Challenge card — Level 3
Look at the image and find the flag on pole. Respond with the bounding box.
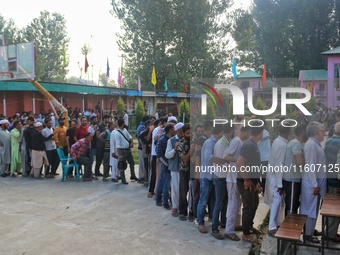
[85,56,89,73]
[1,35,6,59]
[118,69,122,87]
[309,79,315,95]
[151,65,157,86]
[138,75,141,92]
[106,58,110,77]
[262,64,267,88]
[184,82,188,93]
[231,58,237,79]
[164,79,168,92]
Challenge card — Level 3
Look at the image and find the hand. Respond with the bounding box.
[277,188,283,195]
[244,179,254,191]
[313,187,320,196]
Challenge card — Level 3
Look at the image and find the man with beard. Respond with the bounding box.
[54,117,68,156]
[177,124,192,221]
[300,121,327,244]
[74,116,88,142]
[0,120,11,177]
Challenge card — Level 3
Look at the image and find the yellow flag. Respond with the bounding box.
[151,65,157,86]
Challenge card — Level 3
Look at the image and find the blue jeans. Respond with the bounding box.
[197,178,214,226]
[212,177,226,230]
[89,147,97,172]
[156,164,171,206]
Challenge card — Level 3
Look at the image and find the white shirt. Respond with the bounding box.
[213,135,230,178]
[223,136,243,183]
[116,128,132,149]
[123,113,129,126]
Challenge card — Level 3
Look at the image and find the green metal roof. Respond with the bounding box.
[237,70,261,79]
[321,46,340,55]
[0,81,112,94]
[299,70,328,81]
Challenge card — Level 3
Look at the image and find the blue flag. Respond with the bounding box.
[106,57,110,77]
[231,58,237,79]
[164,79,168,91]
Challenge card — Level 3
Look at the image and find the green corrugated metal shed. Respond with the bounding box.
[299,70,328,81]
[321,46,340,55]
[237,70,261,78]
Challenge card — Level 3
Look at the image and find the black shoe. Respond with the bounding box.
[122,181,128,185]
[1,174,7,177]
[111,178,118,183]
[54,173,59,176]
[116,176,121,180]
[102,178,108,182]
[96,173,104,177]
[164,204,171,210]
[130,176,138,181]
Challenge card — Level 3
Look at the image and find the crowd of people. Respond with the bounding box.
[0,105,340,245]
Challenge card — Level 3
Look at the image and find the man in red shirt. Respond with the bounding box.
[74,116,88,142]
[70,132,93,181]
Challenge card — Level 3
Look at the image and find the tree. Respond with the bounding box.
[135,99,145,125]
[110,0,232,91]
[232,0,340,78]
[98,73,117,87]
[22,11,70,82]
[117,97,126,116]
[0,15,22,45]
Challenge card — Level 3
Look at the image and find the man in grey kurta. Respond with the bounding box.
[0,120,11,177]
[300,121,326,243]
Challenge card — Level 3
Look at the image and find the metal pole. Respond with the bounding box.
[32,91,35,114]
[3,91,6,117]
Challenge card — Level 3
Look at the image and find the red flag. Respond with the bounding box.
[184,82,188,93]
[309,79,315,95]
[262,64,266,88]
[85,56,89,73]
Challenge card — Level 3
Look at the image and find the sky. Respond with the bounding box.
[1,0,252,84]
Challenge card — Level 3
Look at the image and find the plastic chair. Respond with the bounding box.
[57,148,82,182]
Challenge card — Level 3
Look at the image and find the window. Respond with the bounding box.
[241,81,249,89]
[319,83,325,91]
[337,96,340,101]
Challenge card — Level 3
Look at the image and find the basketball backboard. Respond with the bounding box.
[0,42,35,80]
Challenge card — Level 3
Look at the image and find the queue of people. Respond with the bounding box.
[0,109,339,245]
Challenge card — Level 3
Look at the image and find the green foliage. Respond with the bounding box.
[204,99,216,120]
[117,98,126,116]
[135,100,145,125]
[98,73,117,87]
[254,97,267,111]
[227,100,233,119]
[179,100,190,123]
[232,0,340,77]
[0,15,22,45]
[110,0,232,91]
[22,11,69,82]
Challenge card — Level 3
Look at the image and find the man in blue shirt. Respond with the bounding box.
[196,124,224,237]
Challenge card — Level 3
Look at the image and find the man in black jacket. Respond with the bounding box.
[30,122,53,178]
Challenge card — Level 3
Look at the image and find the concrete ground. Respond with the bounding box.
[0,165,268,255]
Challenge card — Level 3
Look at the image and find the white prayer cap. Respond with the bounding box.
[0,119,9,125]
[174,122,184,131]
[167,116,178,123]
[35,122,43,127]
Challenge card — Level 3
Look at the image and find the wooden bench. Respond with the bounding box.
[274,213,307,255]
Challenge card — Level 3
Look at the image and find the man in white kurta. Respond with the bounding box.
[110,124,119,182]
[300,121,326,243]
[0,120,11,177]
[223,126,250,241]
[264,126,290,236]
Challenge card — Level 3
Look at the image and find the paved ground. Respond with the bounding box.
[1,164,339,255]
[0,165,268,255]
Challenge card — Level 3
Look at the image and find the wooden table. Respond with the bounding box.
[275,213,307,255]
[320,193,340,255]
